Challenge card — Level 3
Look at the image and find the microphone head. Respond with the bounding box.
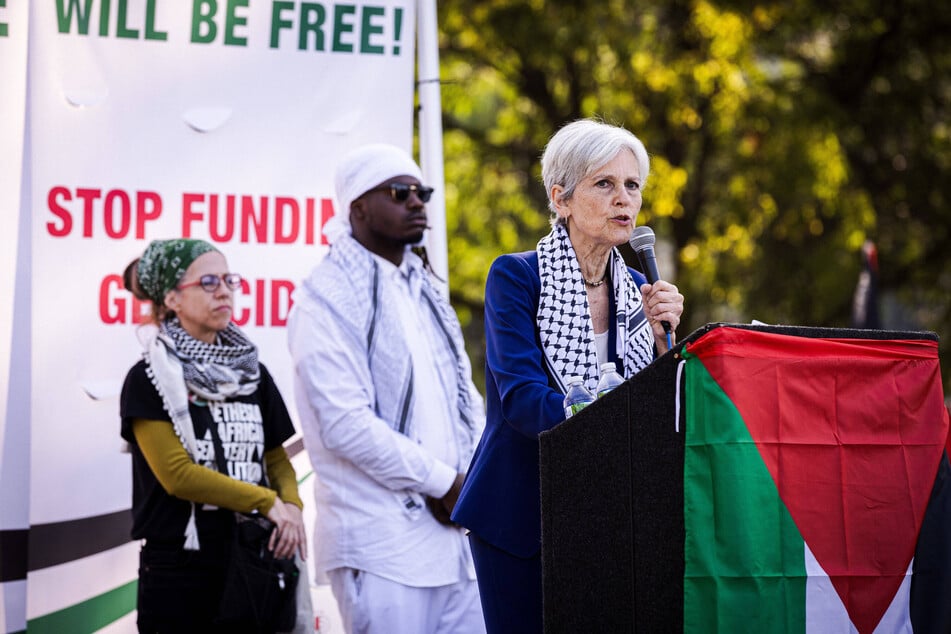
[629,225,656,253]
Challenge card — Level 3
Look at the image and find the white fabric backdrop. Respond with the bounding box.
[0,3,30,632]
[2,1,420,630]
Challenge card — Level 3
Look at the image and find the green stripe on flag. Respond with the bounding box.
[683,353,806,632]
[27,579,136,634]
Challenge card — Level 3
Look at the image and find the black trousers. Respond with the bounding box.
[136,537,251,634]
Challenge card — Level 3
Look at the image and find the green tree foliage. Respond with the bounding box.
[435,0,951,392]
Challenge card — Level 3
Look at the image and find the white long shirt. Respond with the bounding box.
[288,248,483,587]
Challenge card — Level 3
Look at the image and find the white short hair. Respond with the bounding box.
[541,119,650,225]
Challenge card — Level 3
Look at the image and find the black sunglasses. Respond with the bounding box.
[178,273,243,293]
[365,182,434,204]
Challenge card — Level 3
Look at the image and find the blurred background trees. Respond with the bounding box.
[431,0,951,393]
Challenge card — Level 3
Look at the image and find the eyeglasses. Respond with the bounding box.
[177,273,243,292]
[365,182,435,204]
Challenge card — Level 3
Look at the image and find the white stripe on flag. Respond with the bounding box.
[804,542,913,633]
[805,541,855,633]
[872,558,913,634]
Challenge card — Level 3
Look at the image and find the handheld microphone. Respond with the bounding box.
[629,226,671,335]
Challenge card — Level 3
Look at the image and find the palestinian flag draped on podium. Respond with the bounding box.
[682,326,951,633]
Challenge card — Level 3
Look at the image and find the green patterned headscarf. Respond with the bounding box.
[137,239,218,303]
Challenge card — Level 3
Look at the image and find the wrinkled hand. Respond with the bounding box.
[266,497,307,560]
[427,472,465,526]
[640,280,684,354]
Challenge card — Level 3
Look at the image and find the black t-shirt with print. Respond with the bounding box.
[120,360,295,542]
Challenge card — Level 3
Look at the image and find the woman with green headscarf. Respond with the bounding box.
[119,238,306,632]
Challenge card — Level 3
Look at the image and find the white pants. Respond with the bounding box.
[327,567,486,634]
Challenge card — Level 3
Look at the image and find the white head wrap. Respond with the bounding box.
[324,143,424,243]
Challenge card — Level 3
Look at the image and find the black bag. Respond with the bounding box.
[217,513,299,632]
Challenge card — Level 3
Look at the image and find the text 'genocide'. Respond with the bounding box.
[100,274,296,328]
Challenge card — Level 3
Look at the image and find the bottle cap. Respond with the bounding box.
[599,362,617,372]
[566,376,583,385]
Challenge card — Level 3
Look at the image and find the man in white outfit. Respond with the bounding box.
[287,143,486,634]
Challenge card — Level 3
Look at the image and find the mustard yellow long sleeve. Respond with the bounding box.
[133,418,277,515]
[264,446,304,510]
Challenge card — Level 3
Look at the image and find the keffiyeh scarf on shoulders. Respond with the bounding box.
[298,232,477,442]
[536,224,655,395]
[140,317,260,550]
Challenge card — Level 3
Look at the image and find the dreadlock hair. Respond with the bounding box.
[411,245,445,284]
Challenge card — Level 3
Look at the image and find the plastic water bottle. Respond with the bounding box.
[563,376,595,418]
[596,362,625,398]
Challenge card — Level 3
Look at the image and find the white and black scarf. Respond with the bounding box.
[295,232,481,518]
[160,318,260,401]
[141,318,260,550]
[536,224,655,395]
[300,232,477,441]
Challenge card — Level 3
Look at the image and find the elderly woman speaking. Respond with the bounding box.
[452,119,684,633]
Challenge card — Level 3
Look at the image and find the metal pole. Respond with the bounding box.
[416,0,449,290]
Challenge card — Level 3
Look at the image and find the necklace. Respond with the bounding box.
[584,273,607,288]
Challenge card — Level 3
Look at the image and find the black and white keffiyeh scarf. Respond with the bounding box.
[140,318,260,550]
[536,224,655,395]
[159,318,260,401]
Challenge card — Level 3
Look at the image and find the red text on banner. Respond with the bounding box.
[99,274,296,327]
[47,187,162,239]
[182,193,333,246]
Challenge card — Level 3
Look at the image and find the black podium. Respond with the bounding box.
[538,323,950,633]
